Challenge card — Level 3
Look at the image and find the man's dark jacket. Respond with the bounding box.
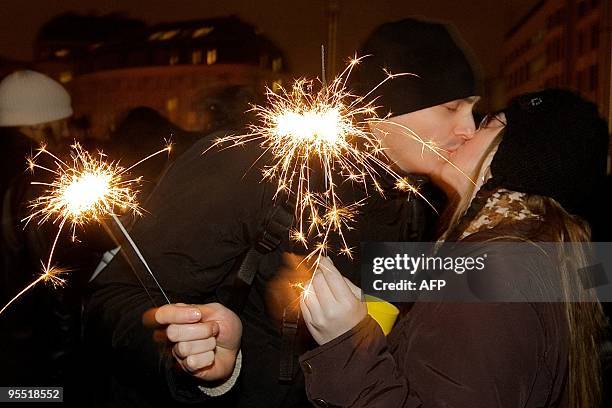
[84,133,439,407]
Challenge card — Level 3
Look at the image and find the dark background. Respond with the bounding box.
[0,0,538,78]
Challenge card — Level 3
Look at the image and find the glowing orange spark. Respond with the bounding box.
[291,281,312,299]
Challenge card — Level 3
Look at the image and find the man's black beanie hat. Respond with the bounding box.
[488,88,609,218]
[353,18,478,117]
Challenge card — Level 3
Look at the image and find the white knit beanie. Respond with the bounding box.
[0,70,73,127]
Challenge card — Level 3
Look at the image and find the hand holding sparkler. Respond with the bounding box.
[143,302,242,381]
[300,256,366,345]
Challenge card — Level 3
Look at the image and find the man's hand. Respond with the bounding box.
[300,257,367,345]
[143,302,242,382]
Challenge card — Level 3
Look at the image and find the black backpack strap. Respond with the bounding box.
[224,200,305,382]
[226,201,294,314]
[226,249,263,312]
[278,305,300,382]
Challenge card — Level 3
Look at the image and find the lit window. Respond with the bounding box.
[207,49,217,65]
[160,30,180,41]
[59,71,73,83]
[148,32,162,41]
[192,50,202,64]
[531,29,545,45]
[166,98,178,113]
[193,27,214,38]
[169,53,179,65]
[529,54,546,75]
[272,57,283,72]
[272,79,283,92]
[54,49,70,58]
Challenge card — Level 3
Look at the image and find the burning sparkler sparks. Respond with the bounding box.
[291,281,312,299]
[0,266,68,316]
[25,143,143,244]
[0,142,172,316]
[206,56,464,270]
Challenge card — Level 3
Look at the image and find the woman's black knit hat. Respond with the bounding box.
[353,18,479,117]
[487,89,609,218]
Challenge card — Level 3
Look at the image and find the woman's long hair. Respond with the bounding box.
[526,196,606,408]
[439,144,607,406]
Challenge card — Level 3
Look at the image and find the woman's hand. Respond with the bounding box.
[300,257,367,345]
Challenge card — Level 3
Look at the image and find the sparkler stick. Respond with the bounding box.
[321,45,329,193]
[0,142,172,316]
[321,45,327,87]
[110,213,170,304]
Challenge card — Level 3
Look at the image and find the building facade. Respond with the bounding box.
[32,15,286,138]
[501,0,611,123]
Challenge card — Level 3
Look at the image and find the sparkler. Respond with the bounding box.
[0,266,69,317]
[0,142,171,316]
[207,56,468,271]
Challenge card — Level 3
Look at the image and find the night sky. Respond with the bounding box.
[0,0,539,78]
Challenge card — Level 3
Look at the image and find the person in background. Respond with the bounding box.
[0,70,85,390]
